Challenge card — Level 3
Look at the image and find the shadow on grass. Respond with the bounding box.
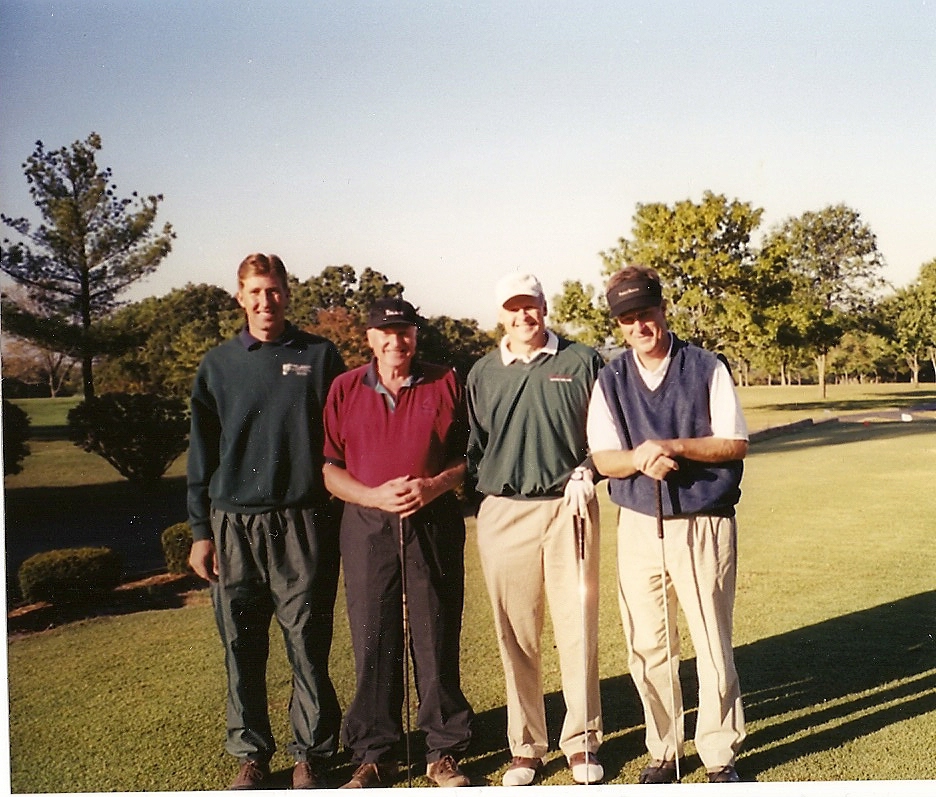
[4,475,188,602]
[6,572,205,636]
[460,591,936,783]
[750,417,936,456]
[735,590,936,777]
[751,389,936,416]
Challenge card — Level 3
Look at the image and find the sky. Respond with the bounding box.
[1,0,934,329]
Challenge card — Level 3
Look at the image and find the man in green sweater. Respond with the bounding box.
[466,273,605,786]
[187,253,345,790]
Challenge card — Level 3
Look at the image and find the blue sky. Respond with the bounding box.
[1,0,934,328]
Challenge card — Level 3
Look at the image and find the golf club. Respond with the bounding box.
[574,512,591,785]
[655,479,681,783]
[398,515,413,788]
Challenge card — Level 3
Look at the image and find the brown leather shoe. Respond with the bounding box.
[293,760,326,789]
[340,761,399,789]
[638,759,678,784]
[707,765,741,783]
[230,759,270,790]
[427,755,470,787]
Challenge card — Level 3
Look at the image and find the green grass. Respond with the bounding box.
[7,395,80,429]
[6,416,936,790]
[737,383,936,432]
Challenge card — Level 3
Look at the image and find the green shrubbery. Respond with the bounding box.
[17,546,123,605]
[67,392,189,481]
[3,397,31,475]
[161,522,193,574]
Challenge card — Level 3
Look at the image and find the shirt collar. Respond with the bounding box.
[632,334,675,385]
[500,329,559,365]
[362,358,424,389]
[237,321,299,350]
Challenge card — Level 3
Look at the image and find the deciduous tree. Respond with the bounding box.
[94,283,238,397]
[759,205,886,396]
[600,191,765,371]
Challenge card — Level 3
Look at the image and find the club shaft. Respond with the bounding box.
[398,516,413,787]
[574,514,590,784]
[655,480,681,782]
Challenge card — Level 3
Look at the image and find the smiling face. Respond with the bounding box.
[367,323,417,374]
[236,273,289,342]
[616,302,670,364]
[499,294,548,353]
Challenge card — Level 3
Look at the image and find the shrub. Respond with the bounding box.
[18,546,123,605]
[3,398,31,476]
[161,522,193,574]
[68,392,189,482]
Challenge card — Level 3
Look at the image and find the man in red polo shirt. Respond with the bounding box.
[323,297,474,789]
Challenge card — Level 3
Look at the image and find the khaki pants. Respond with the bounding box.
[476,495,602,760]
[616,506,745,770]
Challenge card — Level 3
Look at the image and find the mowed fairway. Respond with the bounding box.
[5,391,936,790]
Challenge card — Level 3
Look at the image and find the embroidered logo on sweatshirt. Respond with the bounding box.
[549,374,574,383]
[282,363,312,376]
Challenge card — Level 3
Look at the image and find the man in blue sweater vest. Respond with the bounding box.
[187,253,345,790]
[587,265,749,784]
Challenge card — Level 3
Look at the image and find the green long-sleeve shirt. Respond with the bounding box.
[466,334,603,498]
[186,324,345,541]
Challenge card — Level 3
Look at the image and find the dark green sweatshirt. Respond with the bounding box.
[466,335,603,498]
[186,324,345,541]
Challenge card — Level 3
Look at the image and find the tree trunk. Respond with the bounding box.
[816,352,827,398]
[906,353,920,385]
[82,356,94,402]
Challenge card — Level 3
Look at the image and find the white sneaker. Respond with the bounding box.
[502,757,543,787]
[569,752,604,784]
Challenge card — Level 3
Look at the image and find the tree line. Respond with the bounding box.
[551,192,936,396]
[3,134,935,404]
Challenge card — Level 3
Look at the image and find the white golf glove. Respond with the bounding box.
[563,466,595,518]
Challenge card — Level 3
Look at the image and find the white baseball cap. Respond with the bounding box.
[495,273,545,307]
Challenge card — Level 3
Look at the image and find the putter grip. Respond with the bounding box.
[655,479,665,540]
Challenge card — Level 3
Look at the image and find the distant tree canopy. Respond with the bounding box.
[3,165,930,397]
[1,133,175,400]
[552,192,911,390]
[94,283,240,398]
[759,204,887,396]
[91,265,496,394]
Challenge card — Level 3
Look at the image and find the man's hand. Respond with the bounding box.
[632,439,680,481]
[369,475,430,517]
[189,538,219,583]
[563,466,595,517]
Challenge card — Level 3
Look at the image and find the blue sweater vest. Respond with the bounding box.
[598,336,743,518]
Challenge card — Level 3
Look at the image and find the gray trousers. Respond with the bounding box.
[210,505,341,764]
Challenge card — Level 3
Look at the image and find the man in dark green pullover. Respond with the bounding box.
[187,253,345,790]
[466,273,605,786]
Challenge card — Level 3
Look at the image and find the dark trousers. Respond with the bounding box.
[210,506,341,763]
[340,494,473,764]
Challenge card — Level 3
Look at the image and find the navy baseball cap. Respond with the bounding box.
[366,297,420,328]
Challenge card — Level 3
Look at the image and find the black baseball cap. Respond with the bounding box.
[366,297,420,328]
[606,275,663,318]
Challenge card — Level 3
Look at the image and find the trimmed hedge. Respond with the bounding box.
[3,397,31,475]
[160,522,193,574]
[67,392,189,482]
[18,546,123,605]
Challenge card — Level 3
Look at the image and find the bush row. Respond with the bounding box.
[16,523,195,607]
